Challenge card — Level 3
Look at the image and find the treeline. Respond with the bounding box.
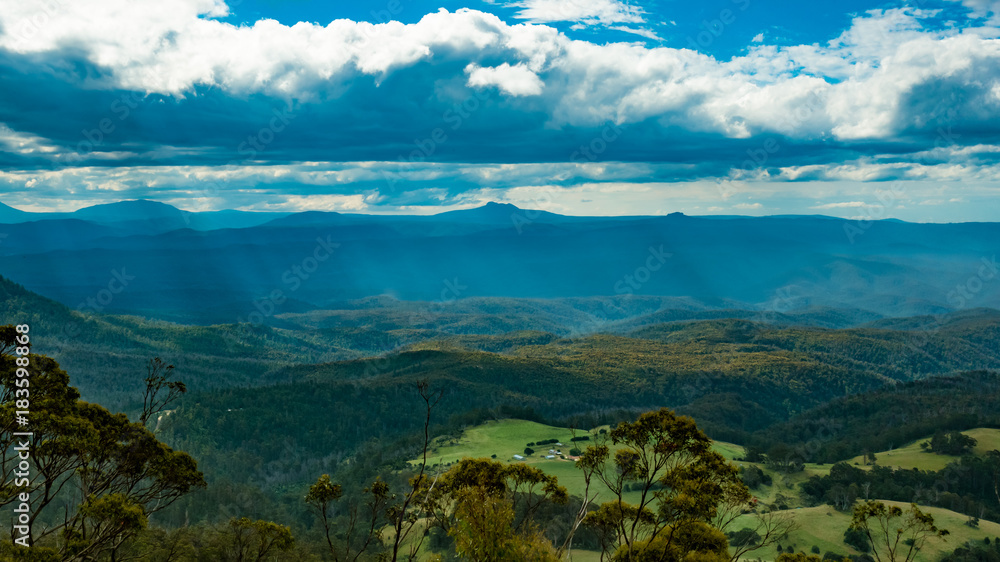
[800,455,1000,521]
[749,371,1000,463]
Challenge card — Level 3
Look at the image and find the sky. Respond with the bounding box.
[0,0,999,220]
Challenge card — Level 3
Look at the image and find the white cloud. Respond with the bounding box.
[466,62,545,96]
[608,25,661,40]
[3,161,999,221]
[503,0,646,26]
[949,0,1000,21]
[751,33,764,43]
[0,124,62,156]
[811,201,868,209]
[1,3,999,143]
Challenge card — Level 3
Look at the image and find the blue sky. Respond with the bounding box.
[0,0,999,220]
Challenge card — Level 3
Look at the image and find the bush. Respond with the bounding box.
[929,431,978,455]
[740,465,773,489]
[570,436,590,442]
[812,546,821,554]
[743,445,767,463]
[569,448,582,456]
[844,528,870,553]
[727,528,762,547]
[524,448,535,456]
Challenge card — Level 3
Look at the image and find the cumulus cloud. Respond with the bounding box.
[2,2,998,143]
[466,63,545,96]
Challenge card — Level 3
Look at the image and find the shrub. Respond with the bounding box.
[727,528,762,547]
[844,528,870,553]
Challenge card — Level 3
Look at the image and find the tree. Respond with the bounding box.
[767,443,802,473]
[139,358,186,429]
[739,465,771,489]
[712,474,797,562]
[718,509,798,562]
[864,450,878,466]
[0,325,205,559]
[304,381,442,562]
[727,528,761,547]
[988,450,1000,505]
[304,474,389,562]
[827,484,859,512]
[575,408,748,561]
[849,502,949,562]
[385,381,442,562]
[305,474,344,560]
[844,527,871,553]
[742,445,766,463]
[928,431,978,456]
[425,457,568,537]
[222,517,294,562]
[448,484,560,562]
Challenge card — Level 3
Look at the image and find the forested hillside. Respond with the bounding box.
[3,278,1000,560]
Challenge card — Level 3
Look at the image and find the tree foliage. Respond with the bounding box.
[849,502,949,562]
[0,325,205,560]
[576,408,748,561]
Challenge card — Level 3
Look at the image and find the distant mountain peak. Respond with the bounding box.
[0,201,36,224]
[0,201,28,213]
[436,201,545,221]
[75,199,183,213]
[455,202,522,214]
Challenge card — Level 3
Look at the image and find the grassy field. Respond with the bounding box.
[422,419,590,466]
[845,428,1000,471]
[422,418,747,465]
[416,420,1000,561]
[421,419,622,502]
[419,419,752,502]
[730,500,1000,562]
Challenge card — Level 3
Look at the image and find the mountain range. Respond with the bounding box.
[1,200,998,324]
